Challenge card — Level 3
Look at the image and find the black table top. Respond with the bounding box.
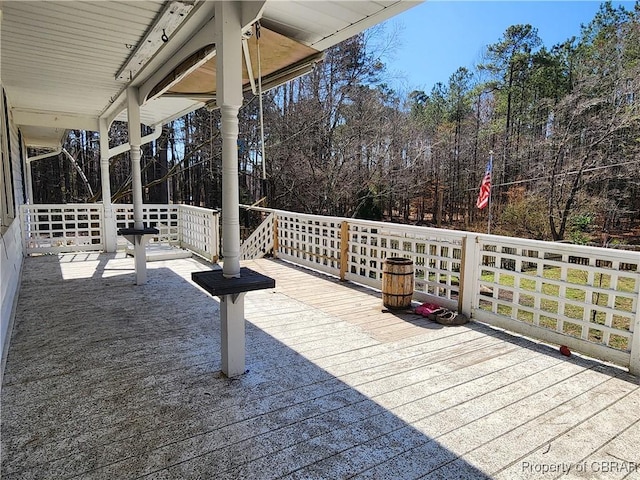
[118,227,160,236]
[192,267,275,297]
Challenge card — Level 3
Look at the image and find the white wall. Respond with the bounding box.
[1,217,23,380]
[1,86,26,383]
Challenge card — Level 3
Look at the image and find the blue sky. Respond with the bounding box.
[381,1,637,93]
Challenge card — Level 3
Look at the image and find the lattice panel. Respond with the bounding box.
[180,205,219,262]
[476,238,639,353]
[276,212,342,277]
[240,212,274,260]
[114,204,179,247]
[22,204,104,253]
[346,221,463,299]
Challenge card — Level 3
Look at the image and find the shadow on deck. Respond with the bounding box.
[1,254,638,479]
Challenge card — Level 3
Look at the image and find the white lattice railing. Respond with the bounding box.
[240,212,275,260]
[243,208,463,310]
[344,219,462,310]
[469,235,639,368]
[114,204,180,247]
[21,204,104,254]
[240,205,640,374]
[179,205,219,262]
[275,210,343,276]
[21,203,220,262]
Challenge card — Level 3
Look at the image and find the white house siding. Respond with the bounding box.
[1,85,26,384]
[1,218,22,381]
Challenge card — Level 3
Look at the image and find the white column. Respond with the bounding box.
[127,87,144,230]
[220,293,246,375]
[133,236,147,285]
[215,1,246,377]
[459,233,480,318]
[216,1,243,279]
[25,160,33,204]
[99,118,117,252]
[127,87,149,285]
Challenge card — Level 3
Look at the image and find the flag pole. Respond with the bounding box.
[487,150,493,234]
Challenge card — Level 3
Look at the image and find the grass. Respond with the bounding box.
[480,265,636,351]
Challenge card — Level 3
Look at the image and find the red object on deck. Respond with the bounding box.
[560,345,571,357]
[415,303,441,316]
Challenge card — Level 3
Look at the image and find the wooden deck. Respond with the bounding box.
[2,254,639,479]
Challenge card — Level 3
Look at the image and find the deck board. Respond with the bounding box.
[1,254,638,479]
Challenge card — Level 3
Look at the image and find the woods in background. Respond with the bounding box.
[30,2,640,244]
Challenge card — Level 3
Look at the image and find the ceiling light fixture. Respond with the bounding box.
[116,1,197,82]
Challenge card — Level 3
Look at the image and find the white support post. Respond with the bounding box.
[210,209,219,263]
[25,160,34,204]
[99,118,117,252]
[220,293,246,376]
[215,1,245,377]
[127,87,144,231]
[459,233,480,318]
[126,87,150,285]
[216,1,242,279]
[134,236,147,285]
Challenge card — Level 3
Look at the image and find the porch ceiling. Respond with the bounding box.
[0,0,420,149]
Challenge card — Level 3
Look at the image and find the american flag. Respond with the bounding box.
[476,157,492,210]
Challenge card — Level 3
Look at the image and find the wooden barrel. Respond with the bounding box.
[382,257,414,310]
